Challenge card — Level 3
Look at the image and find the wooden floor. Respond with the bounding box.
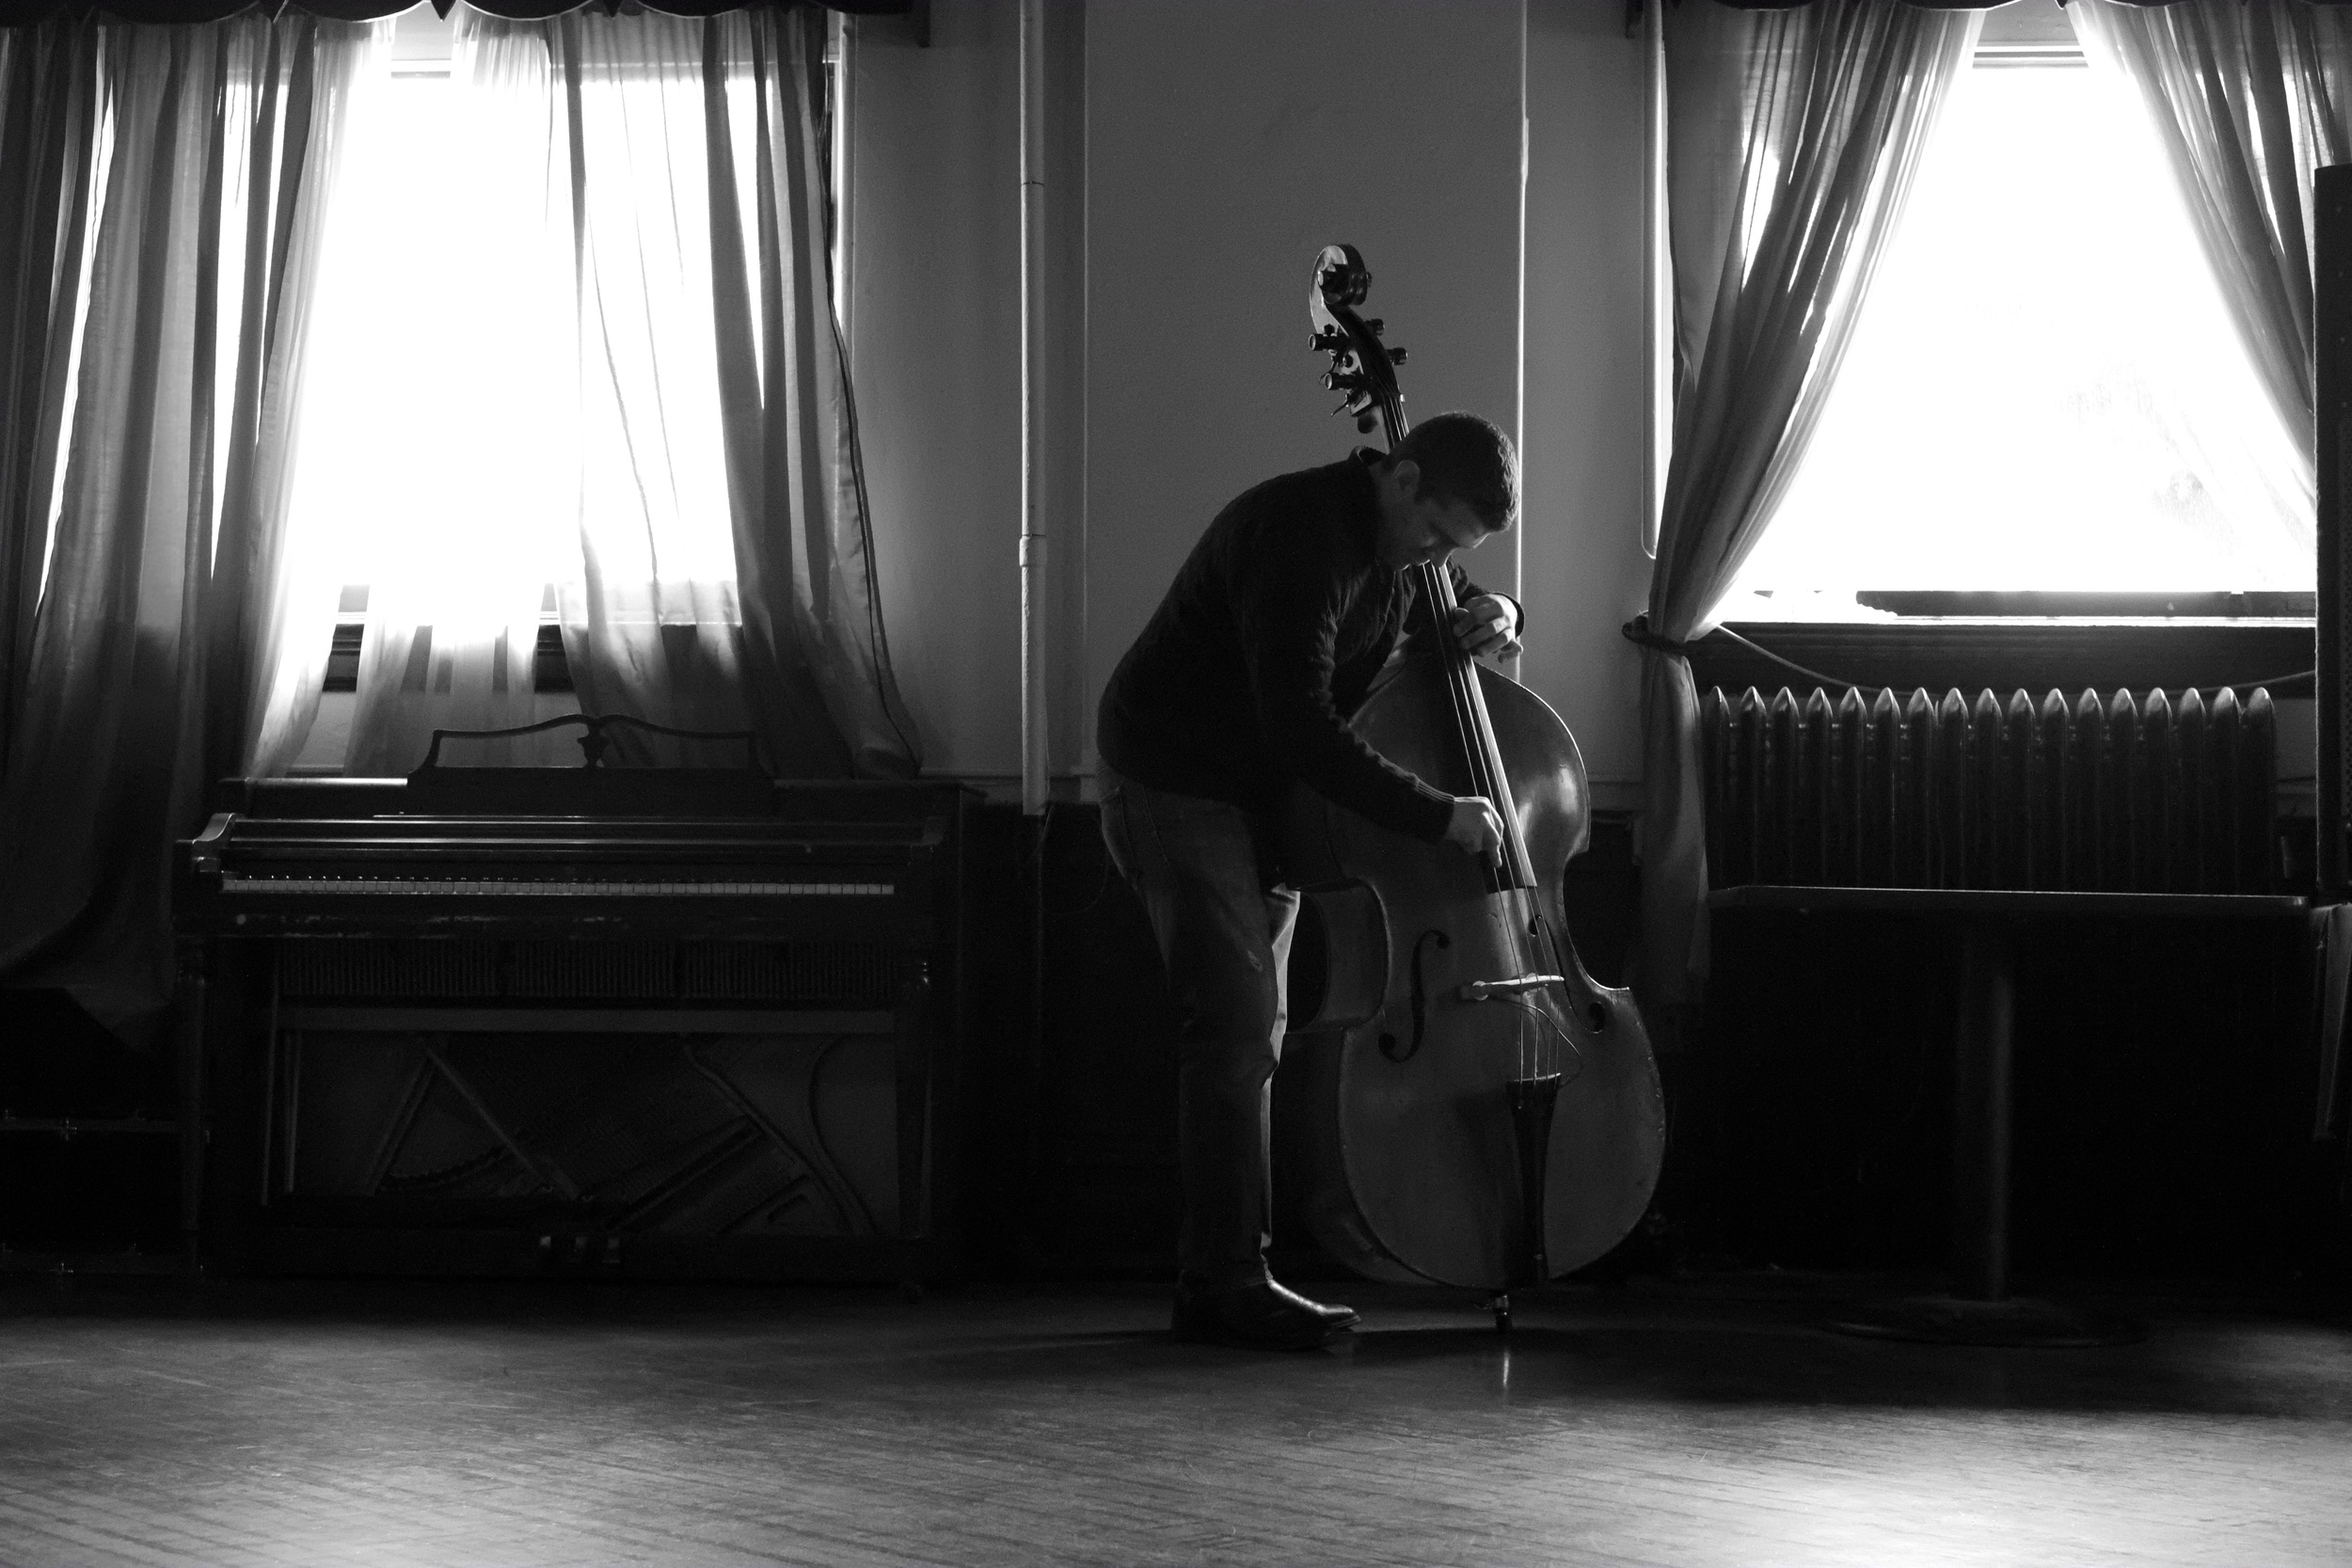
[1,1273,2346,1567]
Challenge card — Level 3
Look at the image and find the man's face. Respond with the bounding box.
[1375,462,1503,572]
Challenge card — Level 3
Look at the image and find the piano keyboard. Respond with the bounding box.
[221,875,896,897]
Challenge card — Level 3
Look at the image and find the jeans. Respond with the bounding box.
[1098,766,1301,1288]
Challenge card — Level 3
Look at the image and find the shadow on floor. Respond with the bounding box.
[894,1292,2352,1422]
[4,1271,2344,1422]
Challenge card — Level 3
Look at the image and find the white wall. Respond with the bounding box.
[1523,0,1654,813]
[846,2,1025,782]
[1082,0,1528,784]
[848,0,1654,801]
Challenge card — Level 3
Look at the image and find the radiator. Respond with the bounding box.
[1700,686,2277,893]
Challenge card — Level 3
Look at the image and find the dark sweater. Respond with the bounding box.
[1097,451,1511,848]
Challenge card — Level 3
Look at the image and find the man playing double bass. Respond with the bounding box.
[1096,411,1524,1350]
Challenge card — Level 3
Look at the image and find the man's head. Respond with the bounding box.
[1370,412,1518,572]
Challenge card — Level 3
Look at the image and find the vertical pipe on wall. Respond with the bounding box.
[1642,0,1669,560]
[2317,165,2352,895]
[1019,0,1050,816]
[830,10,855,347]
[1512,4,1529,652]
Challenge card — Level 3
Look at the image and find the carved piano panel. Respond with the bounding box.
[279,1027,898,1232]
[175,744,969,1284]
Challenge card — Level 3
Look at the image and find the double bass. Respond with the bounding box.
[1279,245,1665,1327]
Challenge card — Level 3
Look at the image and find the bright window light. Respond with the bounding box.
[283,57,575,638]
[1722,56,2315,620]
[285,14,771,636]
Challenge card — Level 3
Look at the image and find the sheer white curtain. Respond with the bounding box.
[0,15,374,1038]
[0,23,98,784]
[2072,0,2352,485]
[206,25,382,784]
[551,7,917,774]
[696,9,917,779]
[310,18,576,776]
[299,8,916,777]
[1634,0,1980,1031]
[545,11,755,765]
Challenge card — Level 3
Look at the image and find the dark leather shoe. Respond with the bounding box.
[1170,1277,1360,1349]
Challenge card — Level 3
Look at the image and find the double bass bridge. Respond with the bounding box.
[1455,973,1565,1003]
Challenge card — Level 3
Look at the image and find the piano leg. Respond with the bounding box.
[173,937,208,1278]
[895,961,934,1297]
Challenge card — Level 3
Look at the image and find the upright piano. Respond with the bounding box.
[174,730,972,1284]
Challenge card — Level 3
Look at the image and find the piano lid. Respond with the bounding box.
[210,714,959,823]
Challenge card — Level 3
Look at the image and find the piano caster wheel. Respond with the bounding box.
[1488,1291,1512,1334]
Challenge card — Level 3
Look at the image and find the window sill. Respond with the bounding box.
[323,621,572,693]
[1689,618,2315,699]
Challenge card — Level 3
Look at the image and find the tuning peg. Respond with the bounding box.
[1388,347,1407,365]
[1363,318,1384,337]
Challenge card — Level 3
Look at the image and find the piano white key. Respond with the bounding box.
[220,874,894,896]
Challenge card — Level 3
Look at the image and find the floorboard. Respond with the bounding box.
[0,1274,2345,1566]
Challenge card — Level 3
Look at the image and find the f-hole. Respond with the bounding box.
[1379,928,1452,1063]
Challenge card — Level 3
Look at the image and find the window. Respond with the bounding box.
[289,18,584,659]
[288,7,851,771]
[1717,4,2314,626]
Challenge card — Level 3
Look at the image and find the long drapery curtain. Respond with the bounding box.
[694,8,915,778]
[547,11,751,766]
[1634,0,1980,1032]
[329,7,915,777]
[0,13,373,1040]
[0,23,96,787]
[2071,0,2352,487]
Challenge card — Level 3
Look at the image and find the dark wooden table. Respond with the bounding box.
[1707,885,2312,1345]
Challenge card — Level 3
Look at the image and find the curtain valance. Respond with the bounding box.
[1693,1,2352,10]
[0,0,907,25]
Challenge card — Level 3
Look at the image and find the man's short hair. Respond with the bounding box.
[1387,412,1518,531]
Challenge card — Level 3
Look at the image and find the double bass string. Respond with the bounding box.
[1420,556,1551,1083]
[1382,311,1553,1085]
[1418,560,1513,1075]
